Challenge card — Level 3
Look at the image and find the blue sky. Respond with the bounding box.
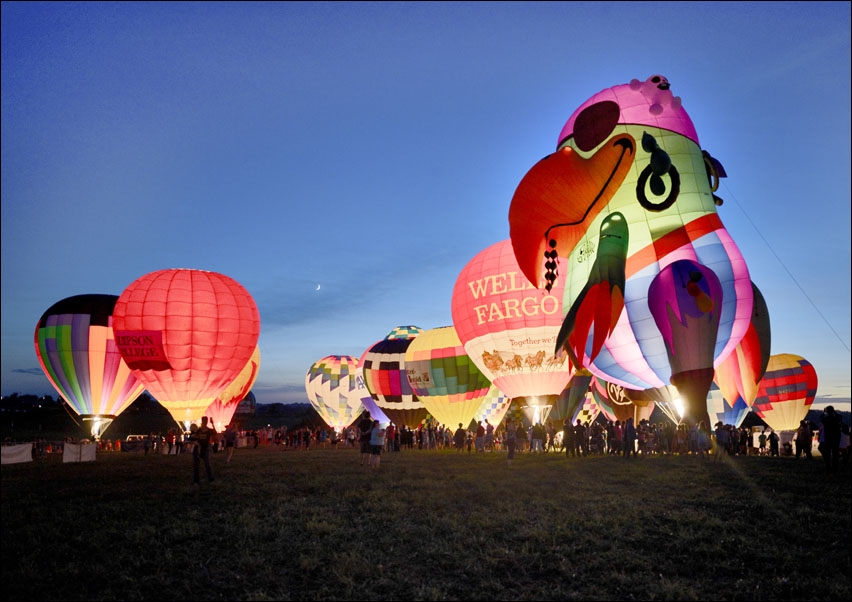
[2,1,850,411]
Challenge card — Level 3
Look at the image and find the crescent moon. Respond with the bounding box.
[315,284,321,291]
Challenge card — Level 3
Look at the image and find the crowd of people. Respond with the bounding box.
[13,408,848,478]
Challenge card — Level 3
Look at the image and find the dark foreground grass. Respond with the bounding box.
[2,446,850,601]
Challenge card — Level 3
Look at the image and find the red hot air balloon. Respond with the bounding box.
[34,294,146,440]
[112,269,261,429]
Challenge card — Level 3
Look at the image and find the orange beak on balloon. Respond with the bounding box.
[508,134,636,286]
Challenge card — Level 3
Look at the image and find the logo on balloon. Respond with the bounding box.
[113,330,170,371]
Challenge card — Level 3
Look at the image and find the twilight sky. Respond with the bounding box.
[2,1,850,410]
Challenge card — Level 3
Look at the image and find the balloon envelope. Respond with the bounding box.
[706,383,750,428]
[507,76,754,424]
[359,327,429,428]
[34,294,146,438]
[472,384,512,429]
[112,269,261,427]
[452,239,573,401]
[753,354,818,432]
[404,326,492,429]
[714,281,771,408]
[305,355,366,431]
[205,346,261,432]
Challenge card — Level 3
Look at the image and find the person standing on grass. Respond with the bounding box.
[820,405,843,473]
[505,418,517,465]
[192,416,215,485]
[475,421,486,452]
[358,411,373,465]
[563,416,576,457]
[767,428,780,457]
[484,419,495,452]
[369,420,385,468]
[795,420,813,459]
[622,417,637,458]
[713,422,727,462]
[453,423,466,452]
[224,423,238,463]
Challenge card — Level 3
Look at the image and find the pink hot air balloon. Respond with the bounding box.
[452,239,573,411]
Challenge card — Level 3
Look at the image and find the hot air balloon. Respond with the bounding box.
[205,345,260,432]
[354,370,392,428]
[451,239,574,421]
[359,327,429,428]
[624,385,683,426]
[572,392,600,426]
[403,326,492,430]
[112,269,261,430]
[590,377,655,425]
[706,383,750,429]
[305,355,366,432]
[472,384,512,430]
[752,354,818,433]
[34,294,146,440]
[556,369,593,422]
[713,281,771,409]
[508,75,754,427]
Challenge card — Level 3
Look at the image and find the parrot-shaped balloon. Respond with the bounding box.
[509,75,754,426]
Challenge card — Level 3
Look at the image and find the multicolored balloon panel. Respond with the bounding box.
[472,384,512,429]
[508,75,754,425]
[714,281,771,409]
[112,268,261,427]
[706,383,749,428]
[305,355,366,431]
[404,326,492,429]
[359,328,429,428]
[753,354,818,432]
[451,239,573,400]
[34,294,145,427]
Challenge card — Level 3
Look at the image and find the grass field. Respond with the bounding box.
[2,444,850,601]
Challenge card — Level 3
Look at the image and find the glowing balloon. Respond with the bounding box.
[590,377,655,425]
[354,368,392,427]
[112,269,261,428]
[472,384,512,429]
[508,75,754,426]
[359,327,429,428]
[403,326,492,429]
[205,345,260,432]
[34,294,146,439]
[753,354,818,432]
[714,281,771,408]
[625,385,683,425]
[556,369,593,421]
[706,383,750,428]
[305,355,366,432]
[572,392,600,426]
[451,239,573,407]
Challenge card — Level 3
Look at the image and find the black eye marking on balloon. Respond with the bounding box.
[636,132,679,211]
